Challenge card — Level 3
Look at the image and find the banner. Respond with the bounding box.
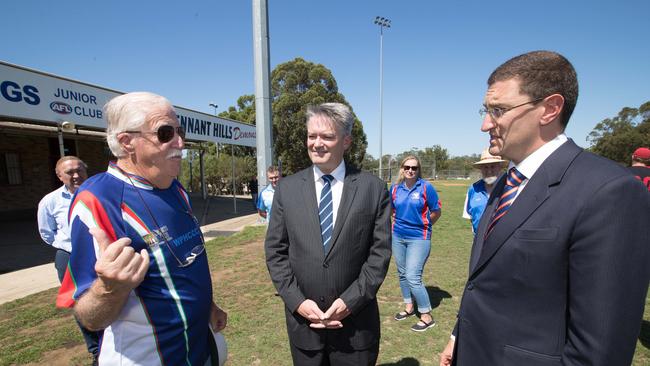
[0,61,256,147]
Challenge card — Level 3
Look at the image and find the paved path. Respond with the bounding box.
[0,213,261,305]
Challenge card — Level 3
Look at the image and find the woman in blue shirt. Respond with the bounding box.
[390,155,441,332]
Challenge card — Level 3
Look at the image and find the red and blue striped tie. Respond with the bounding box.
[485,167,526,238]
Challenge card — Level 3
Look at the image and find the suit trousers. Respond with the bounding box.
[289,341,379,366]
[55,249,101,357]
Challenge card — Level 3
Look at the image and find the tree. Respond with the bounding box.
[394,145,449,178]
[447,154,480,173]
[588,101,650,164]
[217,95,256,157]
[220,58,368,175]
[361,153,379,173]
[180,144,256,195]
[219,95,256,124]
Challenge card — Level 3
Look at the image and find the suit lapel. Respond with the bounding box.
[469,175,506,272]
[301,168,322,247]
[469,140,582,278]
[325,166,359,258]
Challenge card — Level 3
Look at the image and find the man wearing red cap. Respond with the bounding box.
[629,147,650,191]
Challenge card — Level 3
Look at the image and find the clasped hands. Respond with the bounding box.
[297,298,350,329]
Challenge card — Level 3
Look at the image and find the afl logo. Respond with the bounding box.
[50,101,72,114]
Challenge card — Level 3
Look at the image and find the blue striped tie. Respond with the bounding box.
[319,174,334,252]
[485,167,526,238]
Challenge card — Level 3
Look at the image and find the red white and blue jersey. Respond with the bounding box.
[390,178,441,240]
[57,163,213,366]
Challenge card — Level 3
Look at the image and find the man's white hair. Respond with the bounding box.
[104,92,175,157]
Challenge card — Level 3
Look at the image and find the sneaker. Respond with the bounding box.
[394,309,415,321]
[411,318,436,332]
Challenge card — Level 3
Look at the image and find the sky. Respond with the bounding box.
[1,0,648,158]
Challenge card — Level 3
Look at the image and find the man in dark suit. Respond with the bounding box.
[265,102,392,365]
[440,51,650,366]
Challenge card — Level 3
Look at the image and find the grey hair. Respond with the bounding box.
[55,155,87,173]
[104,92,175,157]
[305,103,353,136]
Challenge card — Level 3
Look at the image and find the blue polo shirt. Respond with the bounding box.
[463,179,490,234]
[390,178,441,240]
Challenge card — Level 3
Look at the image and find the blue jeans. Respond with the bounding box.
[392,235,432,313]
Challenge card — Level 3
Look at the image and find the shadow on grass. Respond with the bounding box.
[640,319,650,349]
[426,286,452,309]
[378,357,421,366]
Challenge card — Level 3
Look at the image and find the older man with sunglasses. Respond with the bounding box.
[57,92,227,366]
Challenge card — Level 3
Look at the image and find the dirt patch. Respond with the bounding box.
[24,344,89,366]
[212,240,263,280]
[18,315,74,338]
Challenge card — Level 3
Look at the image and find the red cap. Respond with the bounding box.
[632,147,650,160]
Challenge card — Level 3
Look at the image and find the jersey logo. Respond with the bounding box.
[143,226,172,248]
[410,192,420,200]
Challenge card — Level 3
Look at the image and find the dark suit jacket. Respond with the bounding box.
[453,140,650,366]
[265,164,392,351]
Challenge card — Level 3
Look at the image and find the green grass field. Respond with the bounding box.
[1,180,648,365]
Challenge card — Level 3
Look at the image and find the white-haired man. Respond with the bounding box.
[57,92,227,365]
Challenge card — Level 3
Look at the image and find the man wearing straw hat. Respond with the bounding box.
[462,149,507,234]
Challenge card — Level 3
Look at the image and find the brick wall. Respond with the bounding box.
[0,130,110,219]
[77,138,112,177]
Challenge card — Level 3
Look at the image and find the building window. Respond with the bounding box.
[0,152,22,185]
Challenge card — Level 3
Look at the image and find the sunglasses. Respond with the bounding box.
[124,125,186,143]
[403,165,419,171]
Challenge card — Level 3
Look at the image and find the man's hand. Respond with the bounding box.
[439,338,455,366]
[323,298,350,321]
[74,228,150,331]
[297,299,326,322]
[296,299,343,329]
[310,298,350,329]
[210,302,228,332]
[90,227,149,296]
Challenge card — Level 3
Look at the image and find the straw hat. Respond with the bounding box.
[473,148,507,166]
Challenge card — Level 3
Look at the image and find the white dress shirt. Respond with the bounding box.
[37,185,74,252]
[510,133,569,202]
[313,161,346,228]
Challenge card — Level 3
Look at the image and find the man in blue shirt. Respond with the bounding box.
[462,149,506,234]
[37,155,100,364]
[257,165,280,223]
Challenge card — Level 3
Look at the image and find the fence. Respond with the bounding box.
[371,167,479,183]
